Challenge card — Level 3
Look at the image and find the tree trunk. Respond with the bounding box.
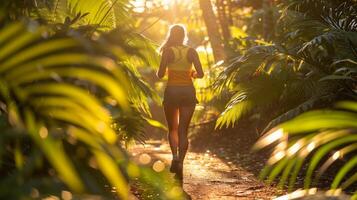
[199,0,226,62]
[227,0,234,26]
[217,0,231,41]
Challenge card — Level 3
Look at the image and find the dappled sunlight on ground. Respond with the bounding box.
[129,140,280,200]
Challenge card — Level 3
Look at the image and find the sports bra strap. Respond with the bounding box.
[171,46,189,62]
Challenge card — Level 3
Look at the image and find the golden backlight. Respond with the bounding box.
[132,0,178,12]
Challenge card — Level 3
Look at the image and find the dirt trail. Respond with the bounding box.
[129,140,280,200]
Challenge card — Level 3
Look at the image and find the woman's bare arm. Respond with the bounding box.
[191,49,204,78]
[157,49,170,79]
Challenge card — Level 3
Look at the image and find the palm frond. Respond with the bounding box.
[0,20,180,199]
[215,0,357,130]
[214,44,302,128]
[255,101,357,193]
[23,0,131,31]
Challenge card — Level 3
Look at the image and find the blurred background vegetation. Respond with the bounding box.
[0,0,356,199]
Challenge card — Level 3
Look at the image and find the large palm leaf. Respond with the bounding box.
[0,20,180,199]
[38,0,131,30]
[254,101,357,198]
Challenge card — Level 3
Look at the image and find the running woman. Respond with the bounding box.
[157,24,204,183]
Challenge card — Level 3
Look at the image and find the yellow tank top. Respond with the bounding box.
[167,45,193,86]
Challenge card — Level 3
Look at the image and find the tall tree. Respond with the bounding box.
[199,0,226,62]
[217,0,231,41]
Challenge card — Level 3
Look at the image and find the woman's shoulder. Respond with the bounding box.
[185,46,198,61]
[187,46,198,56]
[180,45,196,54]
[162,47,174,55]
[161,47,174,61]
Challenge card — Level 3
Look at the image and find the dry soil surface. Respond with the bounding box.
[129,140,280,200]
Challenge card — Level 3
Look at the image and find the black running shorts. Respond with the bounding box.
[163,85,198,106]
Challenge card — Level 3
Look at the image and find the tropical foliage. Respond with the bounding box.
[1,0,357,199]
[0,1,182,199]
[215,0,357,129]
[255,101,357,198]
[2,0,130,29]
[211,0,357,196]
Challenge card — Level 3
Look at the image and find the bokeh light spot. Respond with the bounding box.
[153,160,165,172]
[39,127,48,139]
[139,153,151,165]
[61,190,72,200]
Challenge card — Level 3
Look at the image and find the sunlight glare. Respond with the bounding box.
[254,128,285,150]
[276,141,287,151]
[132,0,145,13]
[215,60,224,66]
[265,128,284,144]
[196,45,213,54]
[274,151,285,160]
[307,142,315,152]
[332,151,340,160]
[274,188,317,200]
[326,188,342,196]
[287,141,302,156]
[162,0,173,8]
[132,0,181,12]
[268,151,285,164]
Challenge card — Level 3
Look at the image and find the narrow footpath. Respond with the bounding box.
[129,140,280,200]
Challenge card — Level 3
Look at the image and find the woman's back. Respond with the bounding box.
[166,45,194,86]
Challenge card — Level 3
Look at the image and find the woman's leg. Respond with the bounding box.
[163,104,179,162]
[177,105,195,164]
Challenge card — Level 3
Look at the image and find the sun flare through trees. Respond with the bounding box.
[0,0,356,199]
